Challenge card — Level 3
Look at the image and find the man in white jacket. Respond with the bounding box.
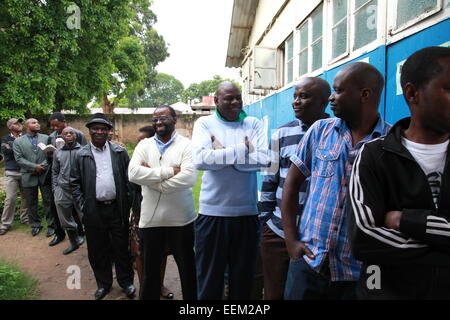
[128,105,198,300]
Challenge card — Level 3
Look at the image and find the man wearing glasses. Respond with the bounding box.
[71,113,136,300]
[129,105,198,300]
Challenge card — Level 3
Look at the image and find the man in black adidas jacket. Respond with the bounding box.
[349,46,450,299]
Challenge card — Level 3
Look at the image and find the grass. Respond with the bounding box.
[0,259,39,300]
[193,171,203,212]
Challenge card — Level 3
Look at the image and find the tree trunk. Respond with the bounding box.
[101,94,119,114]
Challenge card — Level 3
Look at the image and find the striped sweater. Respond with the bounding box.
[259,119,309,238]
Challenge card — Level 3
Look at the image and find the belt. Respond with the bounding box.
[96,199,116,205]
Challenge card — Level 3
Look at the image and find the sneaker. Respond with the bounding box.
[0,229,8,235]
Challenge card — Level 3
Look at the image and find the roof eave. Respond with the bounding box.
[225,0,259,68]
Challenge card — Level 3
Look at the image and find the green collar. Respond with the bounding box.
[216,110,247,122]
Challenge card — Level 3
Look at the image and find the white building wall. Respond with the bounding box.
[240,0,450,105]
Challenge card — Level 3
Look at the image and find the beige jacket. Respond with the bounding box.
[128,133,197,228]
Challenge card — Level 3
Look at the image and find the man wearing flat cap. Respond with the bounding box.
[0,118,29,235]
[71,113,136,300]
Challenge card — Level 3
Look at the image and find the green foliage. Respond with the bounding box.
[128,73,184,108]
[193,171,203,212]
[125,142,137,157]
[109,36,147,101]
[0,0,168,118]
[181,75,241,104]
[0,259,39,300]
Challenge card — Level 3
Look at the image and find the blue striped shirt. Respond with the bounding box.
[259,119,309,238]
[154,132,177,156]
[290,116,390,281]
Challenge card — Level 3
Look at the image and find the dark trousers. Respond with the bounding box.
[23,183,55,229]
[260,223,290,300]
[195,214,259,300]
[356,264,450,300]
[84,202,134,290]
[140,223,197,300]
[284,257,357,300]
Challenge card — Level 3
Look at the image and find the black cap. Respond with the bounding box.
[86,113,113,129]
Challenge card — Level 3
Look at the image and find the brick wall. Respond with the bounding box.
[0,114,203,144]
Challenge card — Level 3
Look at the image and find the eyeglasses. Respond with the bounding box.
[151,116,172,123]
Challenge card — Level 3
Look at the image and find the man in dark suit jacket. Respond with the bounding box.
[13,118,56,237]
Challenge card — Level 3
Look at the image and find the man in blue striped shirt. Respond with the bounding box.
[258,77,330,300]
[282,62,391,300]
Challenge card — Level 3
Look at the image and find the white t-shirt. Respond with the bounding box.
[402,137,448,209]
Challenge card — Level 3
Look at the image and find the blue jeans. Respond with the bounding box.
[284,257,357,300]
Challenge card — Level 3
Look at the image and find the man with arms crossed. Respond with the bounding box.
[192,82,269,300]
[129,105,198,300]
[349,47,450,299]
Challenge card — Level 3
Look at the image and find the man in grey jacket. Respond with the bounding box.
[52,127,85,255]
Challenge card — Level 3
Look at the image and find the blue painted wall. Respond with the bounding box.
[385,18,450,124]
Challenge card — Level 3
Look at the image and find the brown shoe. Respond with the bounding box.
[0,229,8,235]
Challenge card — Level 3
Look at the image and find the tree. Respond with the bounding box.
[181,75,241,104]
[100,0,169,113]
[128,73,184,108]
[0,0,168,118]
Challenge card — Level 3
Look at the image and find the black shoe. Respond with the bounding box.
[31,226,42,236]
[46,228,55,237]
[48,233,65,247]
[123,284,136,299]
[63,230,80,255]
[94,287,110,300]
[77,235,85,246]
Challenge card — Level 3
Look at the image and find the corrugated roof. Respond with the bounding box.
[225,0,259,68]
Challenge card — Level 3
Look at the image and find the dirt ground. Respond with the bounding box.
[0,228,183,300]
[0,172,183,300]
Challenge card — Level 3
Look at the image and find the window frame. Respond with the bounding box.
[329,0,350,64]
[297,20,310,77]
[310,3,325,73]
[388,0,442,35]
[284,34,295,84]
[351,0,379,51]
[296,3,325,78]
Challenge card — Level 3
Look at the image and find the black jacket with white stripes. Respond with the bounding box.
[349,117,450,267]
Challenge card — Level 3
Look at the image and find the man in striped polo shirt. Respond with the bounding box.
[259,77,330,299]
